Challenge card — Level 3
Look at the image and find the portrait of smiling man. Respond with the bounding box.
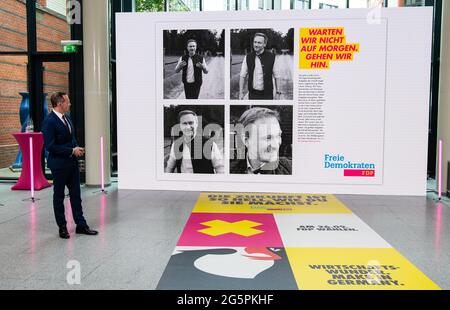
[230,107,292,175]
[165,109,224,174]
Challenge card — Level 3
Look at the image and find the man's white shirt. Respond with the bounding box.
[52,110,76,156]
[176,56,208,83]
[52,110,71,133]
[239,52,281,90]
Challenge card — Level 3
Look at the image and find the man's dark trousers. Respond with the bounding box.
[184,82,201,99]
[51,160,87,228]
[249,89,273,100]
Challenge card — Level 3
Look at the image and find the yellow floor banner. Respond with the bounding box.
[286,248,440,290]
[193,193,352,214]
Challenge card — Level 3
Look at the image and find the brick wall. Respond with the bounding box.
[0,55,27,148]
[0,145,19,168]
[0,0,28,51]
[36,2,70,51]
[0,0,69,169]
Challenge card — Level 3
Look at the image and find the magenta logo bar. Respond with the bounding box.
[344,169,375,177]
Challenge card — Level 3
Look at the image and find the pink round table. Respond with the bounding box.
[11,132,51,190]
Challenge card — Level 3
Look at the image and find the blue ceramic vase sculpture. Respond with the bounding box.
[11,92,49,169]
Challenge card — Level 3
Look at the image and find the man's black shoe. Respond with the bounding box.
[76,226,98,235]
[59,227,70,239]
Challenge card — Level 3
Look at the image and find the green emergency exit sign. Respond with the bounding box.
[63,44,78,53]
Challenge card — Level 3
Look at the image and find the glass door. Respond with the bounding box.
[41,60,72,178]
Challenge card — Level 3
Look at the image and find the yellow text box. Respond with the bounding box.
[286,248,440,290]
[193,193,351,214]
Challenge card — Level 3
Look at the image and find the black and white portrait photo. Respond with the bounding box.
[230,105,293,175]
[230,28,294,100]
[163,29,225,100]
[164,105,225,174]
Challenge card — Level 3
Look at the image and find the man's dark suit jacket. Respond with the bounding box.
[42,111,78,171]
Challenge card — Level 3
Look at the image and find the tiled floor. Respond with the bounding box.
[0,182,449,289]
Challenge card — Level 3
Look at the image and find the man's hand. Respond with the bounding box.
[195,62,204,69]
[73,147,85,157]
[180,60,187,67]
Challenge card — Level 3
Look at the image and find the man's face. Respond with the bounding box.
[60,95,71,114]
[253,35,266,54]
[245,117,282,164]
[180,113,198,139]
[187,42,197,55]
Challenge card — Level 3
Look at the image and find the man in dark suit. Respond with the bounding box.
[174,39,209,99]
[42,92,98,239]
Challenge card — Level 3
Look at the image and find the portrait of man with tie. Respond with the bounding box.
[163,29,225,100]
[230,28,294,100]
[230,106,292,175]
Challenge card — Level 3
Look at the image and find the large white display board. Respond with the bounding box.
[116,8,432,195]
